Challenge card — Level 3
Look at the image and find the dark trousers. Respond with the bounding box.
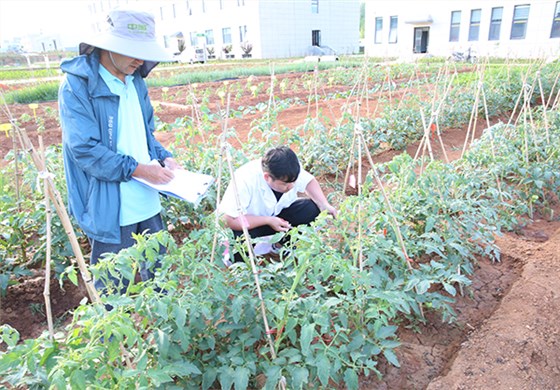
[231,198,320,262]
[90,213,166,295]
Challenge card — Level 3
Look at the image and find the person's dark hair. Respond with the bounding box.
[262,146,300,183]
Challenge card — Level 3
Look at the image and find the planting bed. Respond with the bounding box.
[1,67,559,389]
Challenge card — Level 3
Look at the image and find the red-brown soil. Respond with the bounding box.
[1,71,559,389]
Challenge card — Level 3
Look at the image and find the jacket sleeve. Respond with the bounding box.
[59,77,138,182]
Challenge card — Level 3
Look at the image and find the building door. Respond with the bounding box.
[413,27,429,53]
[312,30,321,46]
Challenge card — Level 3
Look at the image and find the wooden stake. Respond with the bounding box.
[39,135,55,339]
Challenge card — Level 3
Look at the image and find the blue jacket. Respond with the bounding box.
[58,51,172,244]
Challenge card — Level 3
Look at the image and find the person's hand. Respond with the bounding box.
[322,204,338,218]
[133,162,174,184]
[162,157,181,170]
[269,216,292,232]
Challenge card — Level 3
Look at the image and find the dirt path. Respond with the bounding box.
[1,74,559,389]
[427,219,560,390]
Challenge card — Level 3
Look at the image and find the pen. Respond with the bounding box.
[157,159,166,168]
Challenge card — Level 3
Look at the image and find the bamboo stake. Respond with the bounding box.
[187,84,206,144]
[210,94,231,264]
[354,126,424,318]
[314,65,320,118]
[461,77,483,158]
[211,93,285,389]
[39,135,55,339]
[536,71,550,143]
[223,147,285,389]
[266,64,276,125]
[357,132,364,271]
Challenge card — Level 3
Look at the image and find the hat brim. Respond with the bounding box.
[80,33,174,62]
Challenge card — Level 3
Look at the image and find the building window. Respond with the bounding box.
[186,0,192,16]
[449,11,461,42]
[551,1,560,38]
[239,25,247,42]
[219,0,223,10]
[190,32,197,46]
[205,29,214,45]
[468,9,481,41]
[202,0,205,13]
[510,4,530,39]
[388,16,398,43]
[375,17,383,44]
[488,7,503,40]
[237,0,245,5]
[312,0,319,14]
[312,30,321,46]
[222,27,232,44]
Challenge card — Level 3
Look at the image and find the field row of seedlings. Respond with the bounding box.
[1,60,559,389]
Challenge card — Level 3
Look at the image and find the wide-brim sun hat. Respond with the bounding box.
[79,8,174,62]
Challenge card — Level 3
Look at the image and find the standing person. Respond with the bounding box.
[58,8,180,294]
[218,146,337,263]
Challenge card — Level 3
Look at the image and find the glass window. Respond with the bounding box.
[239,25,247,42]
[189,32,197,46]
[389,16,398,44]
[468,9,481,41]
[222,27,232,44]
[375,17,383,44]
[510,4,530,39]
[312,0,319,14]
[449,10,461,42]
[551,1,560,38]
[205,29,214,45]
[488,7,503,40]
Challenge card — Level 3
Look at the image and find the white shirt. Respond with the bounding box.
[218,158,313,218]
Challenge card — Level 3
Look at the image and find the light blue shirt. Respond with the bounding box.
[99,65,161,226]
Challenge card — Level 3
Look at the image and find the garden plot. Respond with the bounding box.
[1,60,559,389]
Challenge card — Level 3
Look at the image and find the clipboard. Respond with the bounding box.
[133,168,214,205]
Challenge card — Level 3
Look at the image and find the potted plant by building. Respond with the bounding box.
[206,46,215,59]
[222,44,234,59]
[241,41,252,59]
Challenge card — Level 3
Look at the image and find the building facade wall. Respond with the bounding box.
[86,0,360,60]
[258,0,360,58]
[365,0,560,60]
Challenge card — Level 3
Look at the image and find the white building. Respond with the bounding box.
[86,0,361,60]
[364,0,560,60]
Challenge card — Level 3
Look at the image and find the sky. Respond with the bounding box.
[0,0,90,44]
